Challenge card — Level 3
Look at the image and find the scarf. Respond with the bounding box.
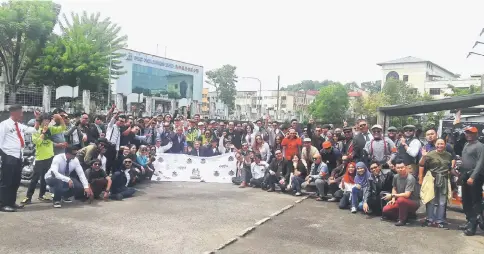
[354,162,371,188]
[343,162,356,184]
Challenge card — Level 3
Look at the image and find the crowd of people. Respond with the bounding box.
[0,104,483,236]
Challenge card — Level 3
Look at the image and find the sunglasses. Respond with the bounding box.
[359,124,367,127]
[124,161,132,164]
[93,163,101,166]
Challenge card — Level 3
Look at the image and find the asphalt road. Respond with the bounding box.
[1,182,483,254]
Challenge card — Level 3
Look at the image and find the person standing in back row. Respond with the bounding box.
[0,105,37,212]
[459,126,484,236]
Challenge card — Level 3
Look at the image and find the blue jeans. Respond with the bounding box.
[426,187,447,223]
[351,187,363,209]
[45,177,84,202]
[291,175,305,192]
[111,186,136,198]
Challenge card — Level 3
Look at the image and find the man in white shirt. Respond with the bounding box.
[45,146,93,208]
[0,105,37,212]
[249,154,269,188]
[105,108,125,175]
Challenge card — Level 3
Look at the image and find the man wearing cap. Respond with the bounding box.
[459,126,484,236]
[341,126,355,159]
[301,138,319,170]
[45,146,93,208]
[76,138,109,170]
[395,125,422,176]
[387,126,399,144]
[320,141,342,173]
[84,158,112,200]
[21,113,66,205]
[203,138,222,157]
[364,124,396,167]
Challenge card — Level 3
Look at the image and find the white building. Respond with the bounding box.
[378,56,482,98]
[208,90,316,121]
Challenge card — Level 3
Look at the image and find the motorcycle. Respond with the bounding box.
[21,143,36,181]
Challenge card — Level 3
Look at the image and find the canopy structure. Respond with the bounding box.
[376,93,484,129]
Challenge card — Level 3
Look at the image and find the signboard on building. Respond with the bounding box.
[114,49,204,103]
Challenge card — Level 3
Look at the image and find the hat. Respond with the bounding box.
[464,126,478,133]
[197,122,204,126]
[97,137,109,145]
[403,125,416,130]
[371,124,383,130]
[210,120,216,124]
[387,126,397,131]
[303,138,311,142]
[343,126,352,132]
[188,119,196,123]
[322,124,331,129]
[156,138,162,142]
[322,141,332,149]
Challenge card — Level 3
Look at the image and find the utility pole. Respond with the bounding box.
[276,75,280,121]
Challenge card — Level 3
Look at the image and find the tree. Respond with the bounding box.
[282,80,334,91]
[350,92,388,122]
[360,80,382,94]
[382,78,419,105]
[0,0,60,104]
[205,65,238,111]
[309,83,349,123]
[344,81,359,92]
[33,11,127,99]
[444,84,480,97]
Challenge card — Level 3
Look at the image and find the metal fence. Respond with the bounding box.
[4,84,43,107]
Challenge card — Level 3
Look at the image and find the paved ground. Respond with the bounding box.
[1,182,483,254]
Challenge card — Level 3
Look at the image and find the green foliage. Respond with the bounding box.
[352,92,389,121]
[382,78,419,105]
[205,65,238,111]
[309,83,349,124]
[360,80,382,94]
[282,80,334,91]
[444,84,480,97]
[32,11,128,95]
[344,81,360,92]
[0,0,60,103]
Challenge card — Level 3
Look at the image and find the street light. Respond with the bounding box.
[107,43,112,109]
[241,77,262,117]
[467,51,484,92]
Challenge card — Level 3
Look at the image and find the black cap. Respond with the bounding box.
[97,137,109,145]
[322,124,331,129]
[343,126,352,132]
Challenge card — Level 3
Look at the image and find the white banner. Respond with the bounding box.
[151,153,237,183]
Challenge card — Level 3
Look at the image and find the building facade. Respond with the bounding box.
[206,90,316,121]
[378,56,481,98]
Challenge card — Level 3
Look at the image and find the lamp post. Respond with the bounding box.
[242,77,262,117]
[107,43,112,108]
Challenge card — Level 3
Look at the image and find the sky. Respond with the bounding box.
[52,0,484,91]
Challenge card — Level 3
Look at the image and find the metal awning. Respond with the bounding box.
[378,93,484,116]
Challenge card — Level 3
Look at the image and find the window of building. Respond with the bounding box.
[281,96,286,100]
[429,88,440,95]
[403,75,409,82]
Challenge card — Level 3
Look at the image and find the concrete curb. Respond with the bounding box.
[208,195,309,253]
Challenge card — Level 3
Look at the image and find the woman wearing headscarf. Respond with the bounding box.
[350,162,371,213]
[338,162,356,209]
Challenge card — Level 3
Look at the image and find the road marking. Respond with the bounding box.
[206,195,308,253]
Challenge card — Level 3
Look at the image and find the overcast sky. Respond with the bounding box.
[54,0,484,91]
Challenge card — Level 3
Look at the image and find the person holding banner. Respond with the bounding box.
[189,141,203,157]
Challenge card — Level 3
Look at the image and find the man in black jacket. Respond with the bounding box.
[353,119,372,164]
[266,149,289,192]
[362,162,394,215]
[226,122,242,150]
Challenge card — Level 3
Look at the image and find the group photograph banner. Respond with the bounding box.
[151,153,237,183]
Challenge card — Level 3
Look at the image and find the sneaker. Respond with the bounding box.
[327,197,337,202]
[267,189,275,192]
[20,197,32,205]
[395,220,407,226]
[62,197,73,203]
[435,222,449,230]
[53,201,62,208]
[38,195,51,202]
[295,192,302,196]
[421,219,432,227]
[351,207,357,213]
